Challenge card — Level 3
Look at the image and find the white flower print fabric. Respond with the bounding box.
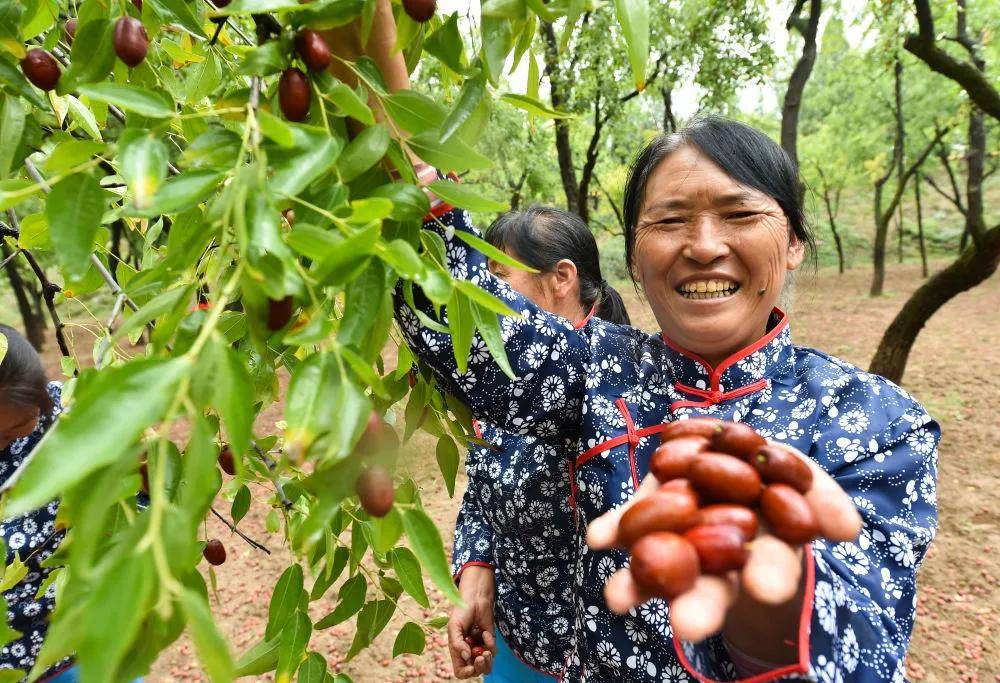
[0,383,72,680]
[398,201,939,682]
[451,422,576,675]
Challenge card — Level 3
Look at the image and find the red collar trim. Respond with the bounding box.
[574,302,598,329]
[660,307,788,393]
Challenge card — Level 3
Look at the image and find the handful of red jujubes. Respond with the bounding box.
[620,419,818,600]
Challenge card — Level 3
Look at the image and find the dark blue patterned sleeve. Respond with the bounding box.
[394,199,590,441]
[679,376,940,683]
[451,442,495,581]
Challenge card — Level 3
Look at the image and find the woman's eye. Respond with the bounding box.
[728,211,757,220]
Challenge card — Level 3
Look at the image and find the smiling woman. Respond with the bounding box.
[397,111,938,679]
[623,117,814,366]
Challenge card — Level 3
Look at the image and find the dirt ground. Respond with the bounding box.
[25,260,999,682]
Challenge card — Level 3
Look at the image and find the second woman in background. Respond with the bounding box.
[448,208,630,681]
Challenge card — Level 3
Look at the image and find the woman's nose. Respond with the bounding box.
[682,215,729,264]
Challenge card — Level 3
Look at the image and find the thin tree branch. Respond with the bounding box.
[210,506,271,554]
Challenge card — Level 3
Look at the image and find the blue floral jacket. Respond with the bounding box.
[0,382,72,680]
[451,418,578,675]
[398,202,939,683]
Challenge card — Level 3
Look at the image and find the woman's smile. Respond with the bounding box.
[675,275,742,301]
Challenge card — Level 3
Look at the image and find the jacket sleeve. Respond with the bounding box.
[677,384,940,683]
[394,185,590,442]
[451,442,495,582]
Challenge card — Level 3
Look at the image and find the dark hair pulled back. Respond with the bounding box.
[0,324,53,415]
[622,115,815,279]
[484,206,631,326]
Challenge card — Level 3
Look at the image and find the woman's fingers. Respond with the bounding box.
[446,615,472,667]
[588,473,661,550]
[669,574,738,642]
[768,442,862,541]
[604,568,651,614]
[741,535,802,604]
[473,649,493,675]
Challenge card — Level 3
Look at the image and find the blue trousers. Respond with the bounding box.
[484,630,558,683]
[47,666,142,683]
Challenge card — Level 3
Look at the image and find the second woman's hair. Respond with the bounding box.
[0,324,53,415]
[484,206,631,326]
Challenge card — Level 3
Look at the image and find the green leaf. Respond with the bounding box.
[296,652,327,683]
[214,0,304,14]
[148,0,209,38]
[310,546,349,600]
[447,289,474,374]
[452,229,537,271]
[378,239,424,279]
[435,437,459,497]
[407,131,492,172]
[64,96,102,141]
[472,302,516,379]
[0,55,47,109]
[76,83,175,119]
[455,280,516,316]
[180,587,235,683]
[388,547,429,608]
[44,139,105,174]
[258,109,296,147]
[118,130,169,211]
[0,94,25,179]
[499,93,573,119]
[234,637,280,677]
[0,598,20,650]
[45,172,105,279]
[392,622,426,657]
[239,41,287,77]
[57,19,117,92]
[424,14,471,76]
[613,0,649,91]
[111,284,193,344]
[339,259,387,347]
[401,508,463,605]
[371,183,430,222]
[0,555,27,592]
[276,611,311,683]
[133,170,224,217]
[336,124,390,182]
[269,135,343,198]
[315,573,366,629]
[326,82,374,125]
[213,343,253,457]
[382,90,446,134]
[77,551,156,682]
[266,564,305,640]
[440,74,485,143]
[426,180,508,212]
[345,599,395,660]
[293,0,365,29]
[3,358,190,517]
[231,484,251,525]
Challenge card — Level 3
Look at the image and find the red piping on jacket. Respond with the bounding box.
[672,544,816,683]
[615,398,641,489]
[663,308,787,412]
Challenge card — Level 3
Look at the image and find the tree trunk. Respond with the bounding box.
[1,244,46,350]
[662,84,677,133]
[509,171,528,211]
[780,0,822,169]
[541,23,580,217]
[896,203,905,263]
[871,211,889,295]
[822,187,845,274]
[576,89,606,225]
[869,225,1000,383]
[914,174,928,277]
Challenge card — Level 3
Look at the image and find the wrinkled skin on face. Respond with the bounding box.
[0,401,40,451]
[632,145,804,365]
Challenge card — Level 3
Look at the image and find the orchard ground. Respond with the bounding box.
[27,260,999,682]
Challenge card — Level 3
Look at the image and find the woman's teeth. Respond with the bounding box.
[677,280,740,300]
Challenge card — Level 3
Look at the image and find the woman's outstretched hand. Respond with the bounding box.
[447,565,498,678]
[587,442,862,645]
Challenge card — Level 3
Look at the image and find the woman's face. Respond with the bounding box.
[632,145,804,364]
[0,401,40,451]
[488,253,582,322]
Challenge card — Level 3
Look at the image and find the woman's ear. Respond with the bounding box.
[786,233,805,271]
[550,258,579,300]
